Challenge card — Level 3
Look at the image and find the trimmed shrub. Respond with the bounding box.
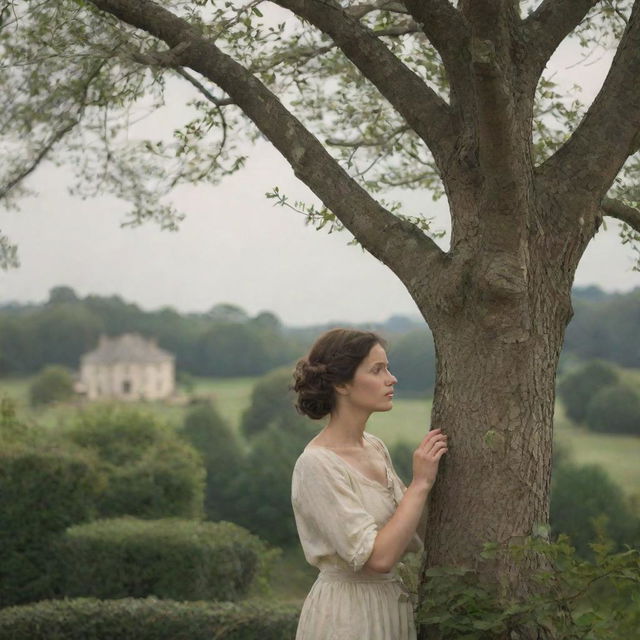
[550,463,639,557]
[53,517,276,602]
[585,383,640,435]
[29,365,74,406]
[64,406,205,519]
[557,360,619,423]
[0,597,300,640]
[179,401,243,522]
[0,442,102,607]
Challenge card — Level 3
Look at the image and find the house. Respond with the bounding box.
[78,334,175,401]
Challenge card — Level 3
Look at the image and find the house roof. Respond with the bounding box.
[81,333,174,365]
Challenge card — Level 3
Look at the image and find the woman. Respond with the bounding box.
[291,328,447,640]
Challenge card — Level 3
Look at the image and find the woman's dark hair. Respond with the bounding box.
[292,328,386,420]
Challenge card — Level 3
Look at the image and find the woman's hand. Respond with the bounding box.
[411,428,448,491]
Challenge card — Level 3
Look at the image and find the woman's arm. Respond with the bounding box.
[363,428,447,573]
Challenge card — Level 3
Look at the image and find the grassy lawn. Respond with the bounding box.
[368,396,433,446]
[554,402,640,497]
[0,375,257,433]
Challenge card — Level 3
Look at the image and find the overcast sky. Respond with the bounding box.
[1,26,638,327]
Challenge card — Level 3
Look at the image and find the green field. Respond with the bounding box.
[0,375,258,433]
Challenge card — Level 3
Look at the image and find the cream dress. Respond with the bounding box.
[291,431,426,640]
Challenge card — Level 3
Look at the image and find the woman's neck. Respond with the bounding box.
[321,408,371,448]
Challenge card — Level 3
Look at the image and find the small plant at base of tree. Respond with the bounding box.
[415,524,640,640]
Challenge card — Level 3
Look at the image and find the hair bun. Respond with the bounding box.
[308,361,328,375]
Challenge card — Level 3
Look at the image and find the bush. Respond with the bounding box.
[53,517,277,602]
[557,360,619,423]
[240,366,301,439]
[64,406,205,519]
[0,442,102,607]
[550,462,639,557]
[29,365,74,406]
[0,597,300,640]
[0,396,29,444]
[585,383,640,435]
[179,401,243,522]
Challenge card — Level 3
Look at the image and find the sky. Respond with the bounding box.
[1,19,638,327]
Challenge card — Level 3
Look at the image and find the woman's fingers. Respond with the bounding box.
[415,434,448,465]
[423,435,448,455]
[419,428,444,449]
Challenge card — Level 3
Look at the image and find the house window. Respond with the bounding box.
[123,380,131,394]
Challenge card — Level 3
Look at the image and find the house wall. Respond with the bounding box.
[80,360,175,401]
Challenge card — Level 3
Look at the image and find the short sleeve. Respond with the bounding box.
[291,451,379,572]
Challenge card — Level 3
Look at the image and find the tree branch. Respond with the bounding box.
[87,0,445,285]
[173,67,234,107]
[401,0,472,110]
[272,0,455,168]
[601,197,640,233]
[540,1,640,199]
[249,42,336,74]
[0,119,77,199]
[325,125,410,148]
[345,1,408,20]
[522,0,600,75]
[1,59,107,200]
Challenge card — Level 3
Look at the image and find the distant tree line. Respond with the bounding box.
[1,285,639,394]
[0,286,303,378]
[563,285,640,369]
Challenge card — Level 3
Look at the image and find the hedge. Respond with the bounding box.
[0,597,300,640]
[53,517,277,602]
[0,442,101,607]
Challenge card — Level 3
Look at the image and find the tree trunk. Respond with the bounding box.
[414,191,598,639]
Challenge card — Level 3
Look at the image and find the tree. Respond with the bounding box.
[29,365,75,407]
[3,2,640,637]
[550,462,639,558]
[240,366,304,439]
[47,286,79,305]
[179,400,244,521]
[388,328,436,395]
[557,359,619,423]
[585,383,640,435]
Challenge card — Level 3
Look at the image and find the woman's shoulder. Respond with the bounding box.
[363,431,391,457]
[293,442,338,474]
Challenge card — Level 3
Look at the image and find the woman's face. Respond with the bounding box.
[338,342,397,413]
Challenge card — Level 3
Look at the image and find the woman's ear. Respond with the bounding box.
[334,382,349,396]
